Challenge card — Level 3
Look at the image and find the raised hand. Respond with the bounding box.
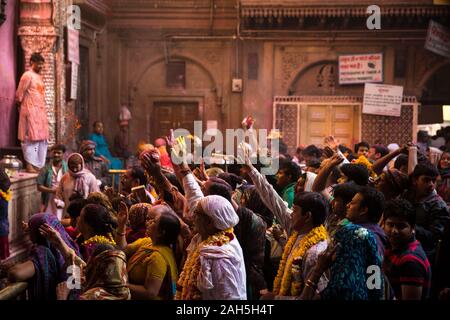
[39,223,63,247]
[400,142,416,154]
[237,142,252,167]
[199,158,208,181]
[324,135,339,151]
[323,146,336,159]
[174,136,188,165]
[21,220,29,233]
[328,153,345,167]
[165,129,176,156]
[140,148,161,175]
[117,201,129,229]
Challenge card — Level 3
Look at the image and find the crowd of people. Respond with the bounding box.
[1,120,450,301]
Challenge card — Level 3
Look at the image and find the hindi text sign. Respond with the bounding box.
[425,20,450,58]
[339,53,383,85]
[363,83,403,117]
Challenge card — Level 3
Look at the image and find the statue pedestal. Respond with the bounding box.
[2,172,40,266]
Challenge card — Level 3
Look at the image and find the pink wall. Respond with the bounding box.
[0,0,17,148]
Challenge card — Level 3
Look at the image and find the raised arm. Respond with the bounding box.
[372,145,407,175]
[115,201,129,251]
[408,145,418,175]
[312,154,344,193]
[164,132,204,219]
[39,223,86,268]
[240,145,292,232]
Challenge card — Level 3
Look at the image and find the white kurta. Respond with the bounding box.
[187,234,247,300]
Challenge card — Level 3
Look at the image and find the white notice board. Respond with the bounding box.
[363,83,404,117]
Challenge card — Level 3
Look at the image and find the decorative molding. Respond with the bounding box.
[241,5,450,19]
[18,25,58,54]
[281,51,309,89]
[274,95,418,103]
[241,4,450,31]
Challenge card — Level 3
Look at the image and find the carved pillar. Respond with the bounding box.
[17,0,62,145]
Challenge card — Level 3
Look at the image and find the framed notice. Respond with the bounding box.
[425,20,450,58]
[70,62,78,100]
[363,83,403,117]
[67,28,80,64]
[338,53,383,85]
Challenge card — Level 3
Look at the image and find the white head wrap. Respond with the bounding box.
[199,195,239,230]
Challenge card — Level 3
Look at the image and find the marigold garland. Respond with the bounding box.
[352,155,377,179]
[175,228,234,300]
[82,233,116,247]
[0,189,11,202]
[273,225,328,296]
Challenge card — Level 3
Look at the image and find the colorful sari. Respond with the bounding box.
[28,213,81,300]
[127,238,178,300]
[80,246,130,300]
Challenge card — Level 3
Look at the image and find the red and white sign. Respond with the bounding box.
[425,20,450,58]
[338,53,383,85]
[67,28,80,64]
[363,83,403,117]
[70,62,78,100]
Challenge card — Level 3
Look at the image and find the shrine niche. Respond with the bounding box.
[288,60,363,97]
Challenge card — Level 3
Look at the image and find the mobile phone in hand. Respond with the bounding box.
[131,185,147,202]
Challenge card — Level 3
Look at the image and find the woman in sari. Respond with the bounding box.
[39,203,130,300]
[116,203,180,300]
[88,121,123,169]
[8,213,81,300]
[56,153,99,218]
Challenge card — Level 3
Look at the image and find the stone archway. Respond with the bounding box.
[129,54,220,147]
[287,59,363,97]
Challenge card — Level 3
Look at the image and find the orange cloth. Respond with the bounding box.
[15,70,49,141]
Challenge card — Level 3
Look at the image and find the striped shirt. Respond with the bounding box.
[383,239,431,300]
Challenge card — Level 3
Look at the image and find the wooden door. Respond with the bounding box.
[299,104,359,148]
[152,101,199,142]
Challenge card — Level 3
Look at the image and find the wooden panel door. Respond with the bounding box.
[299,104,358,148]
[331,105,355,148]
[152,101,199,142]
[304,105,330,147]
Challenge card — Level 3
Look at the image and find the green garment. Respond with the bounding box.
[281,182,296,209]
